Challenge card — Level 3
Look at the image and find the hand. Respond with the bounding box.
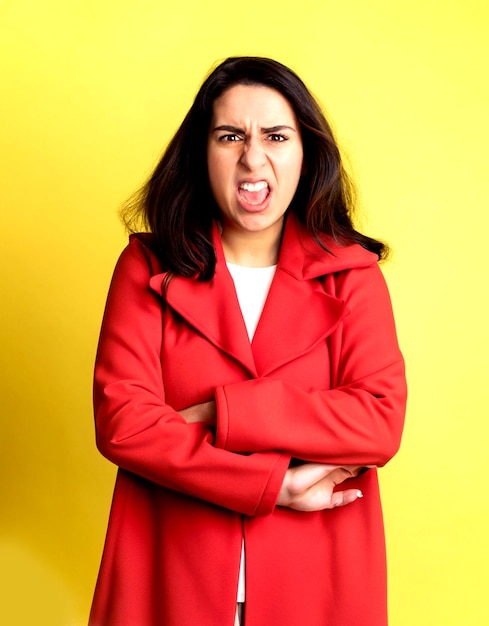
[277,463,363,512]
[179,401,217,427]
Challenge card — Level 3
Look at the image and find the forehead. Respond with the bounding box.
[211,84,297,125]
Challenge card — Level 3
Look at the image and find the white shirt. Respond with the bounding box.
[226,262,277,602]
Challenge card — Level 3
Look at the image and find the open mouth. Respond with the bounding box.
[237,180,270,206]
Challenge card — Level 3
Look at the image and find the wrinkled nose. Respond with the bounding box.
[239,139,267,170]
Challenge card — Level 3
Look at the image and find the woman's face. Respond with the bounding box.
[207,84,303,244]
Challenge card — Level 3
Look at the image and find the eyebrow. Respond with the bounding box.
[211,124,297,134]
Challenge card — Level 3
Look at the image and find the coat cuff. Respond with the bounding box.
[253,453,290,516]
[215,385,290,516]
[214,385,230,450]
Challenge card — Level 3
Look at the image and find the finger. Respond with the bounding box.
[328,467,357,485]
[288,464,338,493]
[329,489,363,508]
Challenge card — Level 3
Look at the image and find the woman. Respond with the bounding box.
[89,56,407,626]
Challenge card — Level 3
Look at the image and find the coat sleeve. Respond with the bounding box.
[93,238,289,516]
[214,264,407,467]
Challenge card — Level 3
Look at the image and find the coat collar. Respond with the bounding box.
[149,214,377,377]
[276,213,378,279]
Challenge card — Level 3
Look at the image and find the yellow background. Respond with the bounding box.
[1,0,488,624]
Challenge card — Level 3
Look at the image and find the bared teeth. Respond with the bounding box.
[238,180,270,206]
[239,181,268,192]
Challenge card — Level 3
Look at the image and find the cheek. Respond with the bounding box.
[207,154,230,188]
[277,147,303,174]
[207,158,234,212]
[281,155,303,192]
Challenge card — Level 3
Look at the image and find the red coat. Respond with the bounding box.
[89,214,406,626]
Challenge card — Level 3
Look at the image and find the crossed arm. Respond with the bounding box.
[180,401,364,512]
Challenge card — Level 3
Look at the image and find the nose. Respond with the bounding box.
[239,138,267,170]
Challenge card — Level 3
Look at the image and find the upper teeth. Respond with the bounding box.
[240,181,268,192]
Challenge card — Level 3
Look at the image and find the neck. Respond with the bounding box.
[220,225,282,267]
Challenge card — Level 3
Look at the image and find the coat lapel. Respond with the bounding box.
[250,214,354,376]
[149,225,257,377]
[251,268,346,376]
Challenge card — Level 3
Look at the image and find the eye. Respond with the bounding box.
[267,134,288,142]
[218,134,243,143]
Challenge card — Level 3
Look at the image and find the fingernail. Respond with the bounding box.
[357,490,363,498]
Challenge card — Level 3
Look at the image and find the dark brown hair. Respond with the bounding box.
[122,56,388,279]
